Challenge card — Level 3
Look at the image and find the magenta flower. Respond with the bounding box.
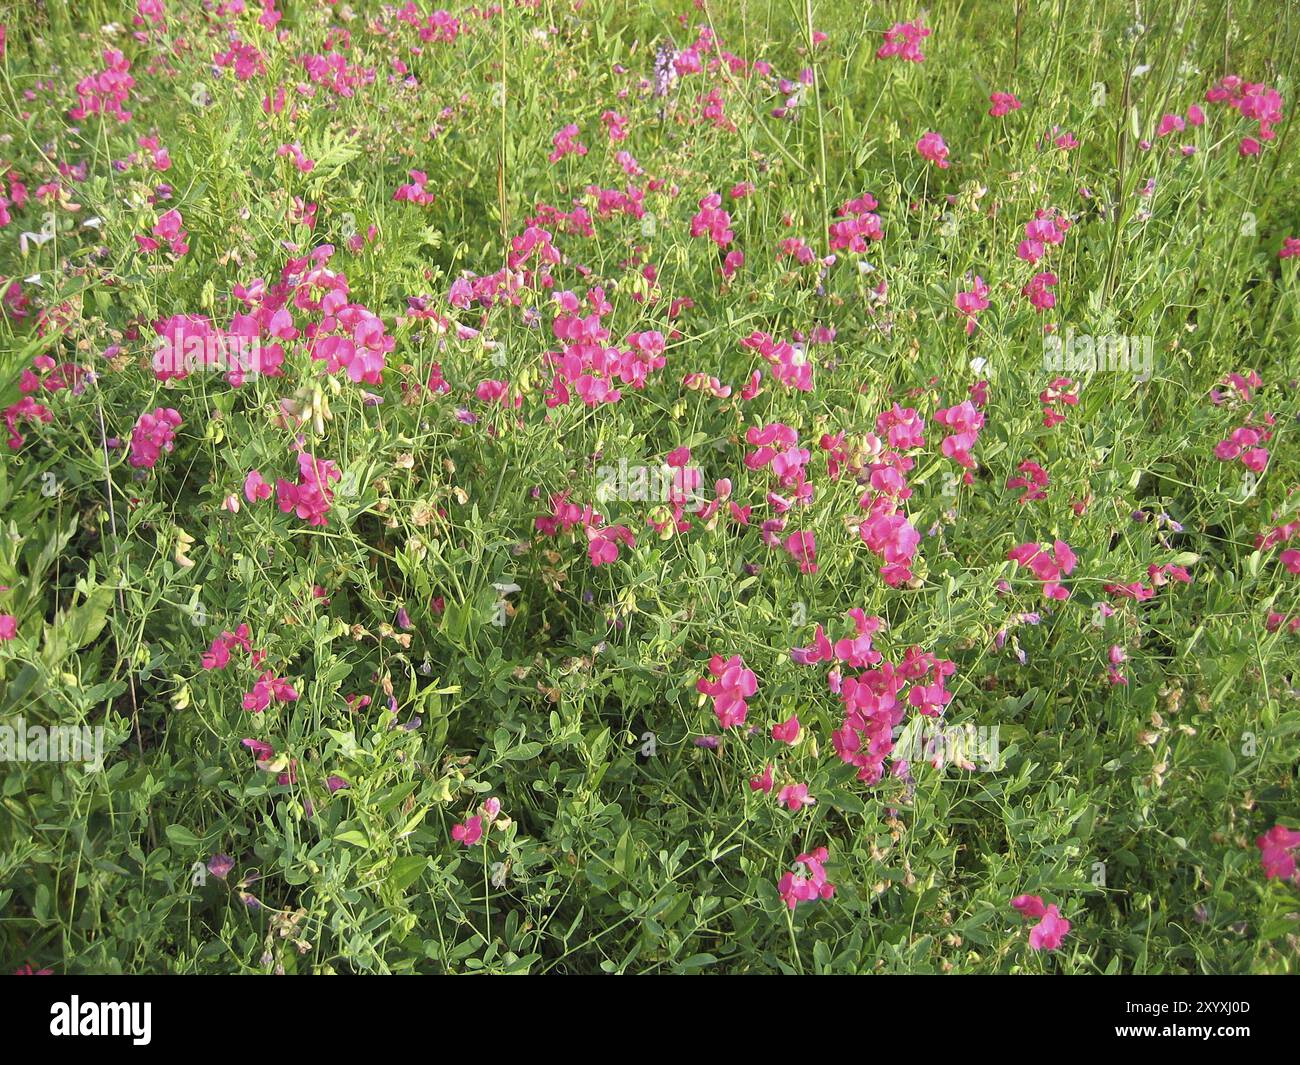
[697,654,759,729]
[778,846,835,909]
[916,131,951,168]
[1257,824,1300,881]
[1012,894,1071,951]
[452,815,483,847]
[771,714,801,744]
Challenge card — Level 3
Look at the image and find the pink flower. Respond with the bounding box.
[749,764,774,793]
[783,530,817,573]
[954,274,990,334]
[0,614,16,640]
[777,782,815,811]
[1007,460,1049,503]
[241,669,298,713]
[587,524,635,567]
[548,123,588,164]
[452,815,484,846]
[276,451,343,527]
[876,19,930,63]
[1023,271,1058,311]
[129,407,182,469]
[778,846,835,909]
[690,192,735,247]
[1008,540,1076,599]
[393,170,435,206]
[243,469,272,503]
[201,624,251,670]
[697,654,759,729]
[771,713,801,744]
[1012,894,1071,950]
[1257,824,1300,881]
[916,131,950,168]
[989,92,1022,117]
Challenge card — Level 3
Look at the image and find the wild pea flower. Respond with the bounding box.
[876,19,930,62]
[1280,237,1300,259]
[916,131,951,168]
[1214,424,1270,472]
[310,301,394,385]
[783,530,817,572]
[877,404,926,450]
[697,654,759,729]
[749,764,774,793]
[136,207,189,256]
[860,507,921,586]
[772,714,801,744]
[588,524,635,566]
[201,625,252,670]
[207,854,235,880]
[791,624,834,666]
[393,169,434,205]
[1103,580,1155,601]
[829,192,883,251]
[276,142,315,173]
[690,192,734,247]
[989,92,1022,116]
[745,423,813,506]
[1148,563,1192,587]
[452,815,483,846]
[548,123,588,164]
[1205,75,1285,149]
[1257,824,1300,881]
[1011,895,1071,950]
[0,614,17,640]
[69,49,134,122]
[129,407,182,468]
[1023,271,1058,311]
[241,737,275,764]
[1107,645,1128,685]
[276,451,343,526]
[777,782,815,812]
[244,469,272,503]
[933,400,984,468]
[242,670,299,713]
[1007,460,1049,503]
[601,110,628,141]
[954,274,989,334]
[1016,208,1070,264]
[1255,520,1299,552]
[778,846,835,909]
[741,331,813,392]
[1039,377,1078,427]
[1156,113,1185,137]
[834,609,884,667]
[1007,540,1076,600]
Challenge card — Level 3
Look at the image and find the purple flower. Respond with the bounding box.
[207,853,235,880]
